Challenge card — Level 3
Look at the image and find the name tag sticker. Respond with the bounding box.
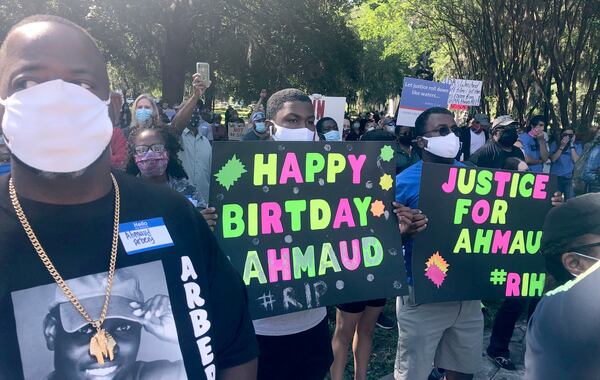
[119,217,174,255]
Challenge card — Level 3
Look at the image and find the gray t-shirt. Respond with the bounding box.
[525,261,600,379]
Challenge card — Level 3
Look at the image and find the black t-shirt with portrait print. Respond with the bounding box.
[0,172,257,380]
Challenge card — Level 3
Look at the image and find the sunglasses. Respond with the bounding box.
[424,125,459,137]
[567,242,600,253]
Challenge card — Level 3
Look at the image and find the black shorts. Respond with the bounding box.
[337,298,387,313]
[256,316,333,380]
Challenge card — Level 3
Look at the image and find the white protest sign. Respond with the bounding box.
[228,122,246,141]
[442,78,483,110]
[310,95,346,132]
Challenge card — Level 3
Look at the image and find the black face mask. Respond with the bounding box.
[498,127,518,147]
[398,134,413,145]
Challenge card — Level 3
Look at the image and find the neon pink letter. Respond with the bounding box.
[261,202,284,234]
[348,155,367,184]
[505,273,521,296]
[494,171,512,197]
[279,152,304,184]
[441,167,457,193]
[339,239,361,270]
[471,199,490,224]
[268,248,291,283]
[333,198,356,229]
[533,175,549,199]
[492,230,512,254]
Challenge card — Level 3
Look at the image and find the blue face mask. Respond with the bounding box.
[255,122,267,134]
[136,108,153,124]
[324,130,341,141]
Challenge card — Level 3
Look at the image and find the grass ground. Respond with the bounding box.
[325,299,502,380]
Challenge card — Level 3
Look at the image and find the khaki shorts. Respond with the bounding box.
[394,292,484,379]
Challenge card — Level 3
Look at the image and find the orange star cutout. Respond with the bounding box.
[370,200,386,217]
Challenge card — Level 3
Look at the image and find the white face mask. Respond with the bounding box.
[0,79,113,173]
[423,134,460,159]
[271,122,316,141]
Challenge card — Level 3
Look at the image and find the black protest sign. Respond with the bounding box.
[411,163,557,303]
[209,141,407,319]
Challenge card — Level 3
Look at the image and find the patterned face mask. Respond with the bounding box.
[135,151,169,177]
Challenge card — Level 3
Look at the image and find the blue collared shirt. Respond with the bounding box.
[395,159,465,284]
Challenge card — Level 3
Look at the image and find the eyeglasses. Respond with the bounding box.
[424,125,459,137]
[134,144,166,155]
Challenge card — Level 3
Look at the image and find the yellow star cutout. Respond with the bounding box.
[379,174,393,191]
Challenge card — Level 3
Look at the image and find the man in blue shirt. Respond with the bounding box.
[549,129,582,198]
[517,115,549,173]
[582,136,600,193]
[394,107,483,380]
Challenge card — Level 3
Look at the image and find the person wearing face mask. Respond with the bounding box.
[345,120,362,141]
[394,107,483,380]
[456,114,490,161]
[468,115,525,169]
[242,111,270,141]
[517,115,549,173]
[254,89,333,380]
[316,117,340,141]
[125,124,218,214]
[0,15,258,380]
[395,125,420,174]
[130,94,162,130]
[170,74,213,202]
[525,193,600,380]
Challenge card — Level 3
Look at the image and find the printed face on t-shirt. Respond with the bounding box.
[46,313,142,380]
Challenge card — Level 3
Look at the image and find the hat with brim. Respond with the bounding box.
[59,295,144,333]
[492,115,518,131]
[473,114,490,127]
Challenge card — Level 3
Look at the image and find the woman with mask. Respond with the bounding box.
[316,117,340,141]
[130,94,162,130]
[125,125,217,227]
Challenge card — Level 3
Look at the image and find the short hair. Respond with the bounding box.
[126,124,188,180]
[414,107,453,137]
[316,117,337,134]
[528,115,546,131]
[266,88,312,120]
[0,15,100,66]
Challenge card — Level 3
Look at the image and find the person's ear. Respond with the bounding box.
[415,136,427,149]
[561,252,589,277]
[266,120,275,134]
[43,313,58,351]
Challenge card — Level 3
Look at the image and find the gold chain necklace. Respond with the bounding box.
[9,174,120,366]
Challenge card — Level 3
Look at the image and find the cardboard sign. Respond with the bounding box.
[396,78,450,127]
[310,95,346,133]
[209,141,408,318]
[411,163,557,303]
[443,78,483,109]
[227,122,246,141]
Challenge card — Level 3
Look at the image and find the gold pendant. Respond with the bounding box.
[89,329,117,365]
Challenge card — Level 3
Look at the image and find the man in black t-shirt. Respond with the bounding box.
[0,15,257,380]
[468,115,524,169]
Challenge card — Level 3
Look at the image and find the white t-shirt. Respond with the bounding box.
[253,308,327,336]
[470,129,486,155]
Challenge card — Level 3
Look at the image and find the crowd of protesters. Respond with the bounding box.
[0,14,599,380]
